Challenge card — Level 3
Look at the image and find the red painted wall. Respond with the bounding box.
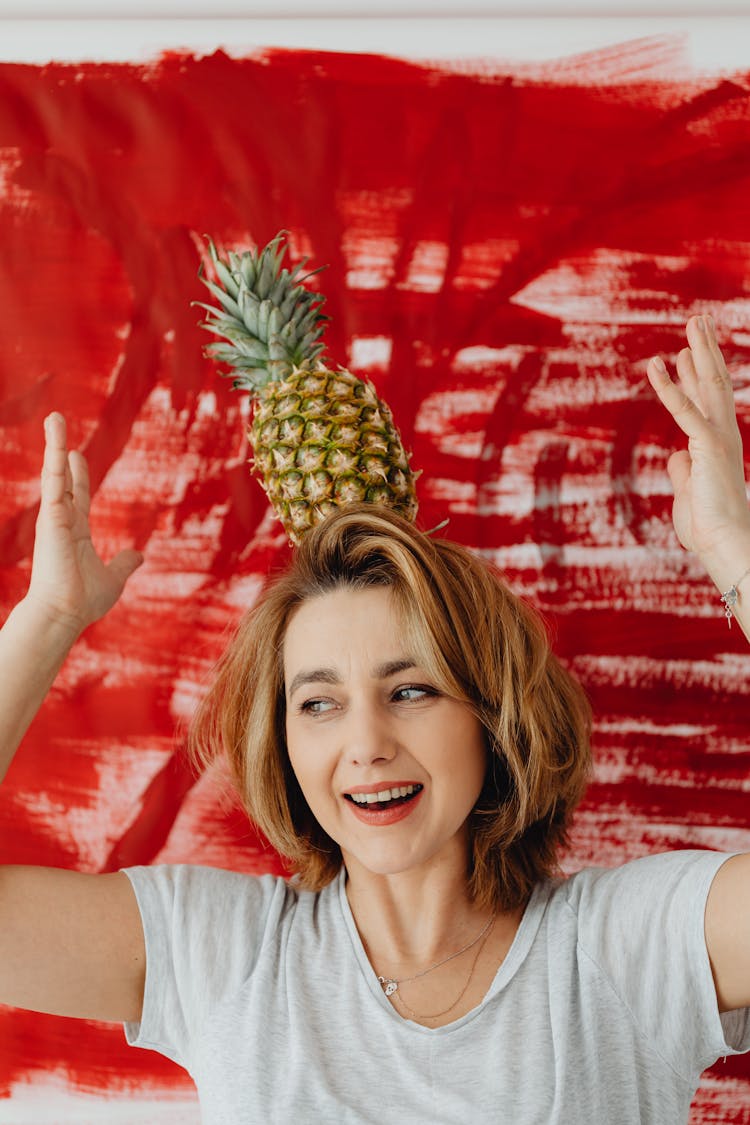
[0,41,748,1120]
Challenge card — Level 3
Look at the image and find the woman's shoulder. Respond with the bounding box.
[122,861,285,891]
[121,864,292,932]
[556,848,736,912]
[527,850,750,1076]
[120,863,341,988]
[120,862,339,924]
[534,848,740,957]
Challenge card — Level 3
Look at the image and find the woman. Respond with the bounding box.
[0,315,748,1122]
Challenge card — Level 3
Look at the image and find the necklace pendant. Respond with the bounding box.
[378,976,399,997]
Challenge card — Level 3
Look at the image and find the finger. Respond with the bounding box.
[685,315,736,428]
[69,450,91,516]
[105,549,144,591]
[41,413,71,506]
[666,448,691,495]
[646,356,707,441]
[675,347,703,416]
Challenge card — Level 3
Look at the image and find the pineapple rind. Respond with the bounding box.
[251,364,418,544]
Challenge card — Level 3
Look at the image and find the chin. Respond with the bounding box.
[343,843,431,878]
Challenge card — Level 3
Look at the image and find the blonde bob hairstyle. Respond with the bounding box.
[189,503,592,912]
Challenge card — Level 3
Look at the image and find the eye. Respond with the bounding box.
[392,684,437,703]
[298,697,336,715]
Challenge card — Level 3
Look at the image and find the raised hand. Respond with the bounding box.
[27,413,143,635]
[647,315,750,634]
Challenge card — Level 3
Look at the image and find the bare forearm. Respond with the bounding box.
[0,598,80,785]
[0,414,141,786]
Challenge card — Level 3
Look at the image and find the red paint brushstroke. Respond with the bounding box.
[0,41,749,1117]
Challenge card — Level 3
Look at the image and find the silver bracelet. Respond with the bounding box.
[720,564,750,628]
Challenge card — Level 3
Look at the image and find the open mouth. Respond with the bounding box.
[344,783,423,812]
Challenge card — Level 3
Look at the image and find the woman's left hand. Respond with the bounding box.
[647,315,750,576]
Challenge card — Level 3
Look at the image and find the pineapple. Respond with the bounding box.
[196,232,419,544]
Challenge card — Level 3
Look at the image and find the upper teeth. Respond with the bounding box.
[349,785,419,805]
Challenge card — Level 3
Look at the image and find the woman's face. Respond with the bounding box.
[283,585,487,880]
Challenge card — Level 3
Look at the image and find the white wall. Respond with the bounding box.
[0,13,748,68]
[0,0,747,13]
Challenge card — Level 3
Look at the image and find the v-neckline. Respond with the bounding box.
[335,869,552,1035]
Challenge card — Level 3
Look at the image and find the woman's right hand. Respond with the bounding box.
[26,413,143,636]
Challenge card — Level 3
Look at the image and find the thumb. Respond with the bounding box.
[666,449,691,495]
[106,549,144,592]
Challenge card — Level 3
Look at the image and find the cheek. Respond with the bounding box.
[286,730,332,807]
[287,752,344,843]
[451,729,489,805]
[466,756,488,807]
[285,726,308,794]
[286,737,309,792]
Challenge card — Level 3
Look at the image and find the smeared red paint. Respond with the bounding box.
[0,41,749,1116]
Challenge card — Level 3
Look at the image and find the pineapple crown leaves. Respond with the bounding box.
[195,232,332,392]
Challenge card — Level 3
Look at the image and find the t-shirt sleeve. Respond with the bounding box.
[120,864,287,1071]
[567,849,750,1079]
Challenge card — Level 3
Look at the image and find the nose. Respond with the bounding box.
[342,699,398,767]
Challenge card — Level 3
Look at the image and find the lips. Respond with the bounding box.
[345,782,423,808]
[343,784,424,826]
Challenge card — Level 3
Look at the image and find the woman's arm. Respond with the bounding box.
[0,412,142,782]
[0,414,146,1022]
[648,315,750,1011]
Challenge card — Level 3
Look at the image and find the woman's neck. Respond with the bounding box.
[342,847,526,1028]
[343,847,495,968]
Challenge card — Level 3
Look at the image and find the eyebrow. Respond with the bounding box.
[287,658,418,700]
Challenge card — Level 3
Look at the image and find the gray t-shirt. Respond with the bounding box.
[122,849,750,1124]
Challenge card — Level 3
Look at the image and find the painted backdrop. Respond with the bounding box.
[0,30,749,1122]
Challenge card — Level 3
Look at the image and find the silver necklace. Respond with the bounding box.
[394,915,496,1021]
[376,911,496,998]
